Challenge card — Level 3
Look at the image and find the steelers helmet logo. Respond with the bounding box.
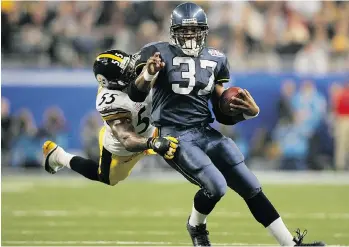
[96,74,109,87]
[155,142,161,149]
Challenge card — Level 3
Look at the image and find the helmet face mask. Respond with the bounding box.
[171,25,208,57]
[107,78,129,90]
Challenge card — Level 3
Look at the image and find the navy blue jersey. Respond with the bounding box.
[135,42,230,127]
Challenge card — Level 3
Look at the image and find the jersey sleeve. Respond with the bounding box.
[96,88,131,121]
[134,43,159,75]
[215,56,230,84]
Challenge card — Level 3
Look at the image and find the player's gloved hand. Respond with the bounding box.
[146,52,165,75]
[147,136,178,159]
[230,89,260,117]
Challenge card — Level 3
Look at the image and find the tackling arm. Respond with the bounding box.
[106,115,149,153]
[106,114,178,159]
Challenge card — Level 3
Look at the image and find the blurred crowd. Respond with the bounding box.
[1,99,102,168]
[1,1,349,72]
[268,80,349,170]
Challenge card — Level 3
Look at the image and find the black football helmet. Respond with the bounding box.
[170,2,209,57]
[93,49,139,90]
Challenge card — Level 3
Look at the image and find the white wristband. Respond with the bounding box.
[243,110,259,120]
[143,69,158,81]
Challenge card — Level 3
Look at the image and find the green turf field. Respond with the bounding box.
[2,176,349,246]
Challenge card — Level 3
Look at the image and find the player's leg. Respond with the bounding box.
[43,126,143,186]
[160,127,227,246]
[167,142,226,247]
[42,140,99,180]
[42,126,104,181]
[206,127,325,246]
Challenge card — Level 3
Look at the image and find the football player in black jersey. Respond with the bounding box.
[128,2,325,247]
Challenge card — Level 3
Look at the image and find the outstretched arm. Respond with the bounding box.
[107,115,149,152]
[106,115,178,159]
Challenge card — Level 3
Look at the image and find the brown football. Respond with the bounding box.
[219,87,243,116]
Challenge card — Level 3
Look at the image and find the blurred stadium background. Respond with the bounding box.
[1,1,349,246]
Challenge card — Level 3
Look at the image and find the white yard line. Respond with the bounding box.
[6,210,349,220]
[3,229,267,237]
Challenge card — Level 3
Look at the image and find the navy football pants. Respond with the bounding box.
[159,125,261,201]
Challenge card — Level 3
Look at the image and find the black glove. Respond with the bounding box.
[147,136,179,159]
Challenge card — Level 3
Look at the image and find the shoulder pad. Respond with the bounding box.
[142,41,168,50]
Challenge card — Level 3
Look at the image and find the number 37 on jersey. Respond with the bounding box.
[169,54,229,96]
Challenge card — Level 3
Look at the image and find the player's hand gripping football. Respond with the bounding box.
[230,89,260,117]
[147,136,178,159]
[146,52,165,75]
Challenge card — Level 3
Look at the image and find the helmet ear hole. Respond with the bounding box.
[96,74,109,87]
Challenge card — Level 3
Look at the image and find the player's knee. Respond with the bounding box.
[98,173,117,186]
[210,179,227,199]
[108,181,119,186]
[215,184,227,199]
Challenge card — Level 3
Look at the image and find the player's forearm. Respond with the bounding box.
[128,70,158,102]
[121,135,150,152]
[128,70,154,103]
[108,119,150,152]
[134,67,159,92]
[213,107,246,125]
[135,72,152,92]
[116,131,150,152]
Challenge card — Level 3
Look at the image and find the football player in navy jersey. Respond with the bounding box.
[128,2,325,247]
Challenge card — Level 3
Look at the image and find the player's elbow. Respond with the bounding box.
[213,107,240,125]
[127,81,148,102]
[121,136,146,153]
[120,137,138,152]
[128,92,146,103]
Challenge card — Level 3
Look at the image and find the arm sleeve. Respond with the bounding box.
[215,56,230,84]
[127,80,149,102]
